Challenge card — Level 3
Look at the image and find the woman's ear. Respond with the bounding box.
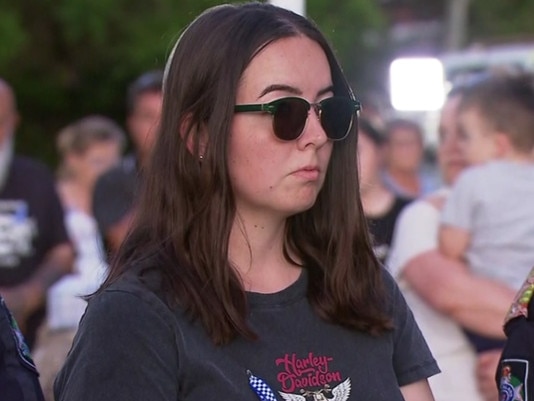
[180,113,207,158]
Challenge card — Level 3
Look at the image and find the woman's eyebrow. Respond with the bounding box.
[317,85,335,97]
[259,84,300,98]
[258,84,335,99]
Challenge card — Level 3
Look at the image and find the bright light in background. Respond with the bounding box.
[267,0,305,16]
[389,57,445,111]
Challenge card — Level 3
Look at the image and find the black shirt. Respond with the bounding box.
[366,196,412,265]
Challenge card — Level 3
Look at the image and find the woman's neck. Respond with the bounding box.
[57,178,92,214]
[384,168,421,197]
[228,213,301,294]
[360,180,395,218]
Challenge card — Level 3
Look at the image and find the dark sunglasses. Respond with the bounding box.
[234,96,361,141]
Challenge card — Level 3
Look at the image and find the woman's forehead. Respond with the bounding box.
[237,36,332,100]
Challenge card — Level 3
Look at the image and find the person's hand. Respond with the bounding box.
[476,349,502,401]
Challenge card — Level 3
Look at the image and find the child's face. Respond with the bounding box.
[458,107,500,165]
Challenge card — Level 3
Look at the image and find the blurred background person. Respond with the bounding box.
[92,70,163,258]
[0,78,74,350]
[387,85,516,401]
[439,72,534,353]
[358,117,412,265]
[33,115,125,401]
[382,118,440,198]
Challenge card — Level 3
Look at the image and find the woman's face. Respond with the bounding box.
[383,126,423,173]
[437,95,468,185]
[66,141,122,187]
[127,91,163,163]
[229,35,334,221]
[357,131,382,189]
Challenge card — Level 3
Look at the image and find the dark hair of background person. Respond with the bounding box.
[359,117,386,146]
[56,115,126,158]
[384,118,424,144]
[125,70,165,116]
[99,3,392,345]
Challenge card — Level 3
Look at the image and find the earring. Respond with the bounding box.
[199,154,204,160]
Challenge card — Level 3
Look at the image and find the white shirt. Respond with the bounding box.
[47,209,107,330]
[387,188,484,401]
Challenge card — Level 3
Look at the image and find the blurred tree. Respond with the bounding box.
[0,0,385,166]
[308,0,387,99]
[469,0,534,43]
[0,0,218,165]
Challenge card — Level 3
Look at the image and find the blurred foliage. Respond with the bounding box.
[0,0,386,167]
[2,0,534,167]
[307,0,387,94]
[469,0,534,43]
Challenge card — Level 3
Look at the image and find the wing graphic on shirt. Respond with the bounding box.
[278,392,306,401]
[279,378,351,401]
[332,378,351,401]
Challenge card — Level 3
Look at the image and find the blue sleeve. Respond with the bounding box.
[498,317,534,400]
[0,296,44,401]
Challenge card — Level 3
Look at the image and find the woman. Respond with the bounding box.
[33,115,125,401]
[55,4,438,401]
[381,118,439,198]
[358,118,412,265]
[386,86,515,401]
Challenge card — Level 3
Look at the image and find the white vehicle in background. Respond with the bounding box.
[388,42,534,148]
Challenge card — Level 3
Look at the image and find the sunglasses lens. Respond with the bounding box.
[320,98,355,140]
[273,98,309,141]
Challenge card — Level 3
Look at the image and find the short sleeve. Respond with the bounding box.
[383,270,440,386]
[497,317,534,398]
[386,200,440,278]
[54,287,179,401]
[21,159,70,251]
[441,170,479,231]
[0,296,45,401]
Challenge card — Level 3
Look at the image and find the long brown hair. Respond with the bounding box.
[102,2,391,345]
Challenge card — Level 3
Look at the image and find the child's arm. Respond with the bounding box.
[439,224,471,260]
[440,168,478,260]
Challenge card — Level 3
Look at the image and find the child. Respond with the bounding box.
[439,72,534,352]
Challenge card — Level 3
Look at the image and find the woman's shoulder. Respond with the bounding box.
[86,266,177,328]
[395,196,441,230]
[379,266,412,315]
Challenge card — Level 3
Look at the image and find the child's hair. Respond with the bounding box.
[56,115,126,177]
[460,72,534,153]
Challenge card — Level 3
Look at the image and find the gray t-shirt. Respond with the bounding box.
[54,266,438,401]
[442,160,534,290]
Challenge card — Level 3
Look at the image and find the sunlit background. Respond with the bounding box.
[2,0,534,163]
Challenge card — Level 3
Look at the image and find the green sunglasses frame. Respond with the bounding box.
[234,96,361,141]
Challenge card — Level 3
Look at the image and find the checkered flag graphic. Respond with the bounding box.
[247,370,278,401]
